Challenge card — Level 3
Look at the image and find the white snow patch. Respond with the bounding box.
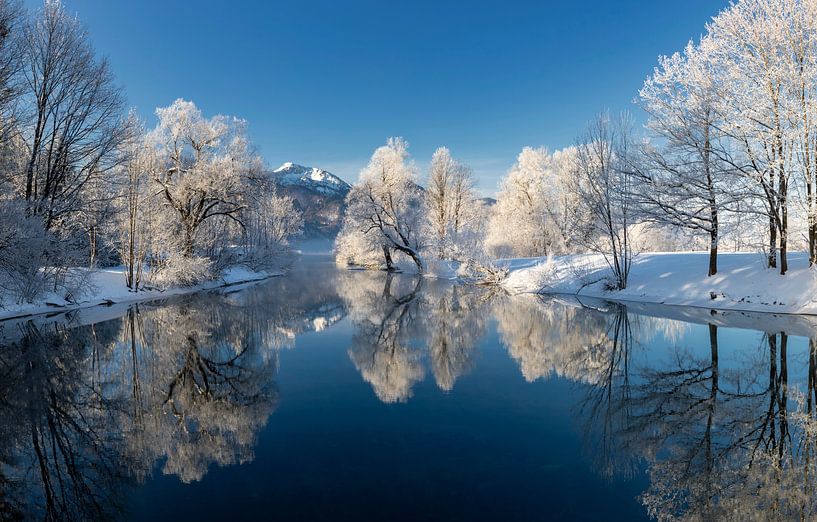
[501,251,817,315]
[313,317,328,331]
[424,259,461,280]
[0,265,281,322]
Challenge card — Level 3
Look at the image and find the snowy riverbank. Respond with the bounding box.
[501,251,817,315]
[0,265,280,322]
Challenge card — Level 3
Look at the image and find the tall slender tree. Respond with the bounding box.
[637,40,740,276]
[20,0,128,230]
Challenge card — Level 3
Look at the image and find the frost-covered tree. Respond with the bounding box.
[485,146,581,258]
[632,0,817,272]
[148,99,259,258]
[242,175,303,265]
[112,121,159,290]
[337,137,425,272]
[547,147,585,250]
[106,101,302,290]
[0,3,313,305]
[425,146,477,259]
[426,147,456,258]
[20,0,128,230]
[637,40,741,276]
[333,225,383,268]
[0,0,21,144]
[485,147,553,258]
[0,0,122,303]
[704,0,804,274]
[573,112,636,290]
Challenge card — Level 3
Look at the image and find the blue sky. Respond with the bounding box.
[35,0,727,195]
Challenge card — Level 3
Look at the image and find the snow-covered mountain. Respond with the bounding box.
[272,162,351,198]
[270,162,351,237]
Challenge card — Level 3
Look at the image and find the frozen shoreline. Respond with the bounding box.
[500,251,817,316]
[0,265,281,322]
[8,250,817,326]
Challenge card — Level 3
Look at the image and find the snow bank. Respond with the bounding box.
[0,265,281,322]
[424,259,461,280]
[501,251,817,315]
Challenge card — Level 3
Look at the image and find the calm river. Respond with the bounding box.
[0,254,814,520]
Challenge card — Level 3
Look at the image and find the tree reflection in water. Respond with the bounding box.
[343,273,426,403]
[117,299,279,483]
[0,320,132,520]
[425,281,491,392]
[491,293,817,520]
[4,270,817,520]
[633,329,817,521]
[0,292,282,519]
[340,272,492,402]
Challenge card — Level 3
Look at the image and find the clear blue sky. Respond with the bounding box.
[33,0,727,195]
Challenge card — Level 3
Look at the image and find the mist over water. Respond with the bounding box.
[0,256,815,521]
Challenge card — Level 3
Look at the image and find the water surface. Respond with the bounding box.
[1,256,815,520]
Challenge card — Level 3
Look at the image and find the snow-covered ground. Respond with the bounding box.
[501,251,817,315]
[17,250,815,326]
[0,265,280,322]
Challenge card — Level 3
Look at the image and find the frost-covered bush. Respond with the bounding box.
[0,201,83,304]
[148,255,213,289]
[457,258,509,285]
[242,182,303,270]
[515,258,556,290]
[334,226,383,269]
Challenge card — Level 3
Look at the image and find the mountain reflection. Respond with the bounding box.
[3,268,817,519]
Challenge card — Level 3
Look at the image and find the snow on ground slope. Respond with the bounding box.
[501,251,817,315]
[0,266,280,322]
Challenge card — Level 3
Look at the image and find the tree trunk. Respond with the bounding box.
[705,128,717,277]
[708,231,718,277]
[183,224,195,257]
[809,174,815,266]
[807,139,817,266]
[127,211,135,290]
[405,249,424,274]
[382,245,394,271]
[779,149,788,275]
[89,225,97,268]
[392,244,424,274]
[769,213,777,269]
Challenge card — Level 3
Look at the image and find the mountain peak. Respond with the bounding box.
[273,161,304,173]
[270,162,351,198]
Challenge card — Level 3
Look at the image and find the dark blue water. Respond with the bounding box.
[1,257,815,520]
